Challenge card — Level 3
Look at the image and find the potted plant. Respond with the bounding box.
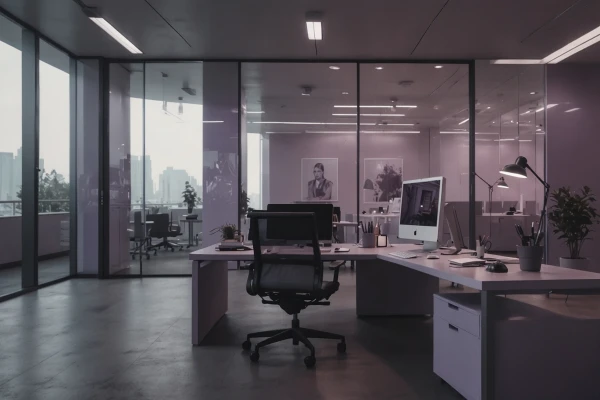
[548,186,600,271]
[182,181,199,215]
[210,224,239,242]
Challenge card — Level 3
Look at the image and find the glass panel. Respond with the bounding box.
[108,63,144,275]
[0,14,23,295]
[143,62,203,275]
[241,62,358,243]
[76,59,100,275]
[38,40,71,284]
[475,61,546,255]
[360,63,470,247]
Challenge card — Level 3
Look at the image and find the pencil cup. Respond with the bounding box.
[517,245,543,272]
[362,233,376,248]
[476,241,485,258]
[379,222,390,236]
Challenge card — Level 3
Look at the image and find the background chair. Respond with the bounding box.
[147,213,183,252]
[243,211,346,368]
[129,211,152,260]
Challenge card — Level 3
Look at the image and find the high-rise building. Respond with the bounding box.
[0,152,14,201]
[130,155,154,204]
[158,167,191,205]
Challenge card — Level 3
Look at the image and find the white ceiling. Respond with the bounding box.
[2,0,600,61]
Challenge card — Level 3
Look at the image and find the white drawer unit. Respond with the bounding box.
[433,293,481,400]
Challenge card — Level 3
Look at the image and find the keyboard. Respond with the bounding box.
[389,251,418,259]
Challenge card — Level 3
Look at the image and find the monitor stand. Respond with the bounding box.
[423,241,438,252]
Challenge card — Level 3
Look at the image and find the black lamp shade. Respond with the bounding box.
[497,177,509,189]
[500,156,528,179]
[363,179,375,190]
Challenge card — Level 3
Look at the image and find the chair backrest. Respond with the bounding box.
[132,211,144,239]
[248,212,323,295]
[147,213,170,237]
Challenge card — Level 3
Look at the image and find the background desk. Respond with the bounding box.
[475,213,536,252]
[190,244,600,400]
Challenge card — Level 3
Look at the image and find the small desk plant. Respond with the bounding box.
[548,186,600,270]
[182,181,199,215]
[210,223,240,243]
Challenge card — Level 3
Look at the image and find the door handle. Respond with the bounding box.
[448,324,459,332]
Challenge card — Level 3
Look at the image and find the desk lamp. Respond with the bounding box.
[474,173,510,237]
[500,156,550,246]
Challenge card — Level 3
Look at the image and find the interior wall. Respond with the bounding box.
[547,64,600,266]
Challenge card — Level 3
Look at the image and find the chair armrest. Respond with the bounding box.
[328,260,345,283]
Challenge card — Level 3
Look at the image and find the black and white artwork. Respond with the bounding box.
[300,158,339,202]
[363,158,403,203]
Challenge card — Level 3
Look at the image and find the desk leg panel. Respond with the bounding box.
[192,260,228,345]
[356,259,439,316]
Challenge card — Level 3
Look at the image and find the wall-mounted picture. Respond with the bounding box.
[300,158,339,202]
[363,158,403,203]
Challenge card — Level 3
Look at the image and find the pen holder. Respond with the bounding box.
[379,222,390,236]
[517,245,543,272]
[476,244,485,259]
[362,233,376,248]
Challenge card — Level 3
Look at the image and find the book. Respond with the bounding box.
[449,258,486,267]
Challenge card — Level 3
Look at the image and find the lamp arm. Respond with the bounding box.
[526,165,550,190]
[473,172,493,189]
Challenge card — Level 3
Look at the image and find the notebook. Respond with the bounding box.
[449,258,486,267]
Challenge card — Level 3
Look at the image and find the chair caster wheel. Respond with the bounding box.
[242,340,251,351]
[250,351,260,363]
[304,356,316,368]
[337,342,346,353]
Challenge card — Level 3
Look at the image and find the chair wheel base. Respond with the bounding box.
[337,342,346,353]
[304,355,316,368]
[242,340,251,351]
[250,351,260,363]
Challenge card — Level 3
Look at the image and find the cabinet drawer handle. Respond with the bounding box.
[448,324,459,332]
[447,303,459,310]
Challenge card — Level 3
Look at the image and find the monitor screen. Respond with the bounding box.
[266,203,333,242]
[399,180,442,227]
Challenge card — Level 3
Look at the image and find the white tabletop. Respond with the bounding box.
[189,243,600,292]
[333,221,359,227]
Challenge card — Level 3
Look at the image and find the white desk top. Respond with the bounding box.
[333,221,359,227]
[189,244,600,292]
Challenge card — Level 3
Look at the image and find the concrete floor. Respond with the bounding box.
[0,257,71,297]
[1,268,599,400]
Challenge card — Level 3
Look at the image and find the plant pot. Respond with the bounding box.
[559,257,590,271]
[517,245,544,272]
[187,206,193,214]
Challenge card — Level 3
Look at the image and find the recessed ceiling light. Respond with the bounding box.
[342,91,349,95]
[329,65,340,70]
[458,118,469,125]
[332,113,406,117]
[530,91,537,95]
[84,10,143,54]
[565,107,580,113]
[375,66,384,70]
[334,105,417,109]
[305,12,323,41]
[487,106,491,109]
[434,65,443,69]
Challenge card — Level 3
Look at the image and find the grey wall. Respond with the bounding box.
[547,64,600,265]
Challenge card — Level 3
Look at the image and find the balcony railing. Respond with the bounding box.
[0,200,70,217]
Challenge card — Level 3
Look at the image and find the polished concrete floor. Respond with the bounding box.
[0,257,71,297]
[1,269,599,400]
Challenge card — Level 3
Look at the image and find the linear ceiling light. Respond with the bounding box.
[203,120,224,123]
[251,121,356,125]
[334,105,417,108]
[565,107,580,113]
[378,123,415,126]
[361,130,420,134]
[306,130,354,134]
[306,12,323,40]
[82,8,142,54]
[543,26,600,63]
[246,111,265,114]
[458,118,469,125]
[536,104,557,113]
[332,113,406,117]
[490,60,543,64]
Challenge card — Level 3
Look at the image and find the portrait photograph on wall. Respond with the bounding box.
[300,158,339,202]
[363,158,403,203]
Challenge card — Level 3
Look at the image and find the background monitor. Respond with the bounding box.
[398,177,446,248]
[266,203,333,243]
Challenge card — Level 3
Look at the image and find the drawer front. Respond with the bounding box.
[434,296,480,337]
[434,317,481,400]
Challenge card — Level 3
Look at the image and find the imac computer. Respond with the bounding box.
[398,177,446,251]
[266,203,334,245]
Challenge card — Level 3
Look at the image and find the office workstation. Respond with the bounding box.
[5,2,600,400]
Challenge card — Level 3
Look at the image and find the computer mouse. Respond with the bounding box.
[486,261,508,273]
[426,254,440,260]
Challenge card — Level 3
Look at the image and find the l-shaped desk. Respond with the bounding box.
[189,244,600,400]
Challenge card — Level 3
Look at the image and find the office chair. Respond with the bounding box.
[130,211,152,260]
[243,211,346,368]
[147,213,183,252]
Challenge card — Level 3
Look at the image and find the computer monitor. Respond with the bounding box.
[266,203,334,244]
[398,177,446,251]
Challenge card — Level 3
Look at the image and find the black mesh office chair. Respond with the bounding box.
[243,211,346,368]
[147,213,183,252]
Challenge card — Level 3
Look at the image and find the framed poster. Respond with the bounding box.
[300,158,339,202]
[363,158,403,203]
